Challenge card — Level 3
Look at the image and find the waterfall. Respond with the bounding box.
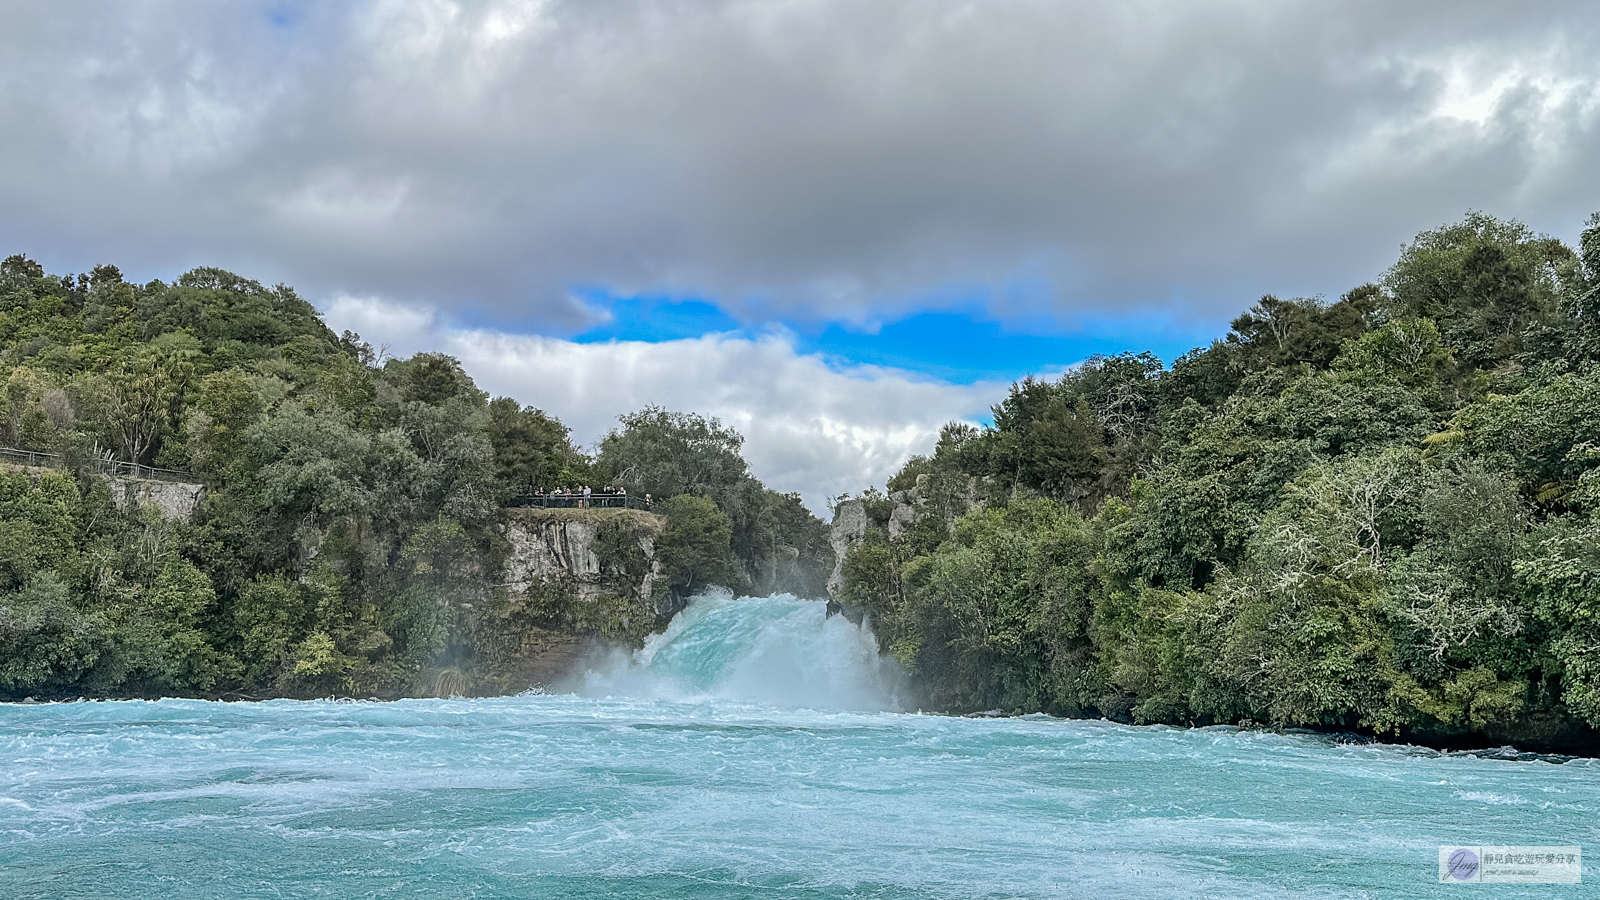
[575,589,905,711]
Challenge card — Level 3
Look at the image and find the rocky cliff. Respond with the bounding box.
[500,508,666,610]
[0,464,205,522]
[109,476,205,521]
[469,507,668,691]
[827,472,991,601]
[826,498,868,599]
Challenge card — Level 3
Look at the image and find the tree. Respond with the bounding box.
[0,573,104,692]
[1332,318,1458,409]
[1384,211,1570,369]
[655,495,737,598]
[129,558,235,692]
[1455,367,1600,503]
[82,341,198,464]
[485,397,580,498]
[0,366,61,450]
[1225,290,1375,371]
[596,407,748,502]
[1518,518,1600,727]
[183,369,267,479]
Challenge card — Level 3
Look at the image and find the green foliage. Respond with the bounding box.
[970,352,1162,503]
[184,369,266,479]
[1225,290,1376,371]
[655,494,737,597]
[597,406,748,501]
[837,209,1600,750]
[596,406,833,597]
[1515,518,1600,727]
[1333,318,1459,408]
[592,518,644,574]
[1549,213,1600,362]
[0,470,78,590]
[1384,211,1571,370]
[129,558,236,693]
[1455,367,1600,505]
[0,256,839,702]
[10,207,1600,752]
[848,499,1101,714]
[0,573,104,691]
[486,397,582,499]
[230,576,311,686]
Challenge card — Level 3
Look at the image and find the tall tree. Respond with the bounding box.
[596,406,748,502]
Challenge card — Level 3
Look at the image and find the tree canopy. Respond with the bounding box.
[0,257,832,700]
[840,210,1600,752]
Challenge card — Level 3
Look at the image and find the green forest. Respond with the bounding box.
[839,211,1600,751]
[0,258,829,700]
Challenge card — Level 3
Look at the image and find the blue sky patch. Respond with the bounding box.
[793,310,1223,384]
[567,292,1227,385]
[265,4,297,30]
[572,295,743,343]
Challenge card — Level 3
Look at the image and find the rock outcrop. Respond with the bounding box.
[475,507,668,691]
[826,498,867,599]
[502,511,661,603]
[0,463,205,522]
[109,477,205,521]
[826,473,992,601]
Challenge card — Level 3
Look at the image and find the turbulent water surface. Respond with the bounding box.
[3,593,1597,898]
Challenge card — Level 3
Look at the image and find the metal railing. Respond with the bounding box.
[505,492,653,511]
[0,446,195,483]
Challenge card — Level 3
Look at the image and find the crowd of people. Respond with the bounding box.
[520,485,651,509]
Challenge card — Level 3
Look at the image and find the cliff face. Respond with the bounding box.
[827,499,867,599]
[109,477,204,521]
[470,507,668,691]
[0,464,204,522]
[827,472,992,600]
[500,510,665,609]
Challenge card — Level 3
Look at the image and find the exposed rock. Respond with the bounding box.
[500,507,664,601]
[504,628,586,688]
[483,508,668,690]
[826,474,993,602]
[637,533,661,613]
[0,464,206,522]
[886,502,916,541]
[826,498,867,599]
[108,477,205,521]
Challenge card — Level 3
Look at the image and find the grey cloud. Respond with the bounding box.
[1,0,1598,330]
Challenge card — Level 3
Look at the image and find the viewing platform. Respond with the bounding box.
[505,491,653,511]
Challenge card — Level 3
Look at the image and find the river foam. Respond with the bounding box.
[574,591,905,710]
[2,593,1596,898]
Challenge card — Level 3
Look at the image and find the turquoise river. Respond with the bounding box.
[2,593,1597,898]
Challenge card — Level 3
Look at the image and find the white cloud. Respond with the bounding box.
[325,295,1003,513]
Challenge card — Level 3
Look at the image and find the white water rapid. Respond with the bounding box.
[574,590,906,711]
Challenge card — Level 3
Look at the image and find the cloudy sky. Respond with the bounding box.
[3,1,1598,510]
